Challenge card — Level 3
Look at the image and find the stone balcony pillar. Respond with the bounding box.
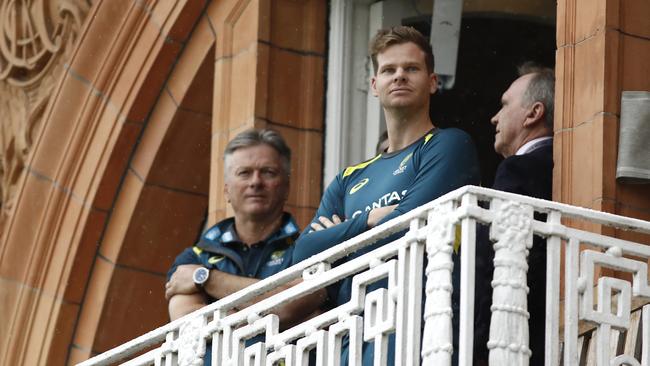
[555,0,650,244]
[206,0,326,227]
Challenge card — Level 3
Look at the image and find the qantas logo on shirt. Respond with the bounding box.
[349,178,370,194]
[351,189,408,218]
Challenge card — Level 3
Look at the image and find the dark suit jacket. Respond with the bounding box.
[475,142,553,366]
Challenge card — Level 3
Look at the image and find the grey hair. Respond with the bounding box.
[223,128,291,175]
[518,62,555,131]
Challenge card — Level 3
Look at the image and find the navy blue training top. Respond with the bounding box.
[168,212,300,302]
[291,127,480,270]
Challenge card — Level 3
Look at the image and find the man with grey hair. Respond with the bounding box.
[491,62,554,159]
[165,128,325,364]
[475,63,555,365]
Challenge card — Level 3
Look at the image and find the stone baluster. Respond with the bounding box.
[488,199,534,365]
[177,315,207,366]
[421,202,455,365]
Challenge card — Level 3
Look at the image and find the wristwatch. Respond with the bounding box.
[192,267,210,289]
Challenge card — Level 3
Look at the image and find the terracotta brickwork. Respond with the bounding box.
[0,0,325,365]
[4,0,647,364]
[0,1,211,364]
[0,0,91,228]
[555,0,650,242]
[206,0,325,228]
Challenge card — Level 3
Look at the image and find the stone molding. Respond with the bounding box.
[206,0,325,227]
[0,0,90,231]
[0,0,207,364]
[0,0,327,364]
[555,0,650,242]
[0,0,90,86]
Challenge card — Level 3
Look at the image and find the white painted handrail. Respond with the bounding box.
[76,185,650,366]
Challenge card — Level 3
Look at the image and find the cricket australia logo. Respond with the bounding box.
[349,178,370,194]
[266,250,285,266]
[393,153,412,175]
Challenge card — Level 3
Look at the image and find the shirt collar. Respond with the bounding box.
[202,213,299,248]
[516,136,553,156]
[219,221,240,244]
[266,214,300,243]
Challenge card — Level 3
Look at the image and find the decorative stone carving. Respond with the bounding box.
[177,316,207,366]
[0,0,90,226]
[487,199,534,365]
[577,250,650,364]
[222,314,279,366]
[421,203,455,365]
[296,329,328,365]
[69,186,650,365]
[327,316,363,366]
[0,0,89,86]
[363,287,394,364]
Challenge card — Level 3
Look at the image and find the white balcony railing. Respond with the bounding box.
[77,186,650,366]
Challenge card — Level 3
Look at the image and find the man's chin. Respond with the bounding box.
[384,101,414,110]
[241,206,281,219]
[384,96,427,109]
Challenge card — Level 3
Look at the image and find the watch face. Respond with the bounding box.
[193,267,209,285]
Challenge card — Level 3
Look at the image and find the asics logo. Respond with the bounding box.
[208,256,224,264]
[349,178,369,194]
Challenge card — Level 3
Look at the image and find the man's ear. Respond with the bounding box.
[523,101,545,128]
[223,181,231,203]
[371,76,379,97]
[429,73,438,94]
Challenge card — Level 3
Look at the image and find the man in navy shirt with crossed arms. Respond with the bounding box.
[291,26,480,364]
[165,129,326,364]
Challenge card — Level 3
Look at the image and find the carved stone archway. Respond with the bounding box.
[0,1,211,364]
[0,0,327,364]
[68,10,216,361]
[0,0,91,228]
[1,0,648,365]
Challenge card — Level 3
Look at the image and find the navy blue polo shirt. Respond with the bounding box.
[167,212,300,300]
[167,213,300,365]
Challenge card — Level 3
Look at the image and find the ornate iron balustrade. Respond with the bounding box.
[76,186,650,366]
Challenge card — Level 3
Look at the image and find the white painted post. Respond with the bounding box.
[459,193,477,366]
[421,202,455,365]
[544,211,562,366]
[177,316,207,366]
[488,199,533,365]
[563,238,580,366]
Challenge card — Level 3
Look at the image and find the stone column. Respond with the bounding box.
[555,0,650,244]
[207,0,326,228]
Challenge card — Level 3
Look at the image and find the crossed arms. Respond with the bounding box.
[166,264,327,328]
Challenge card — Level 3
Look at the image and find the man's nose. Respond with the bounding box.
[393,68,407,82]
[490,113,498,125]
[249,171,263,186]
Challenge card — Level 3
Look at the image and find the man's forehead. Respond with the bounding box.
[376,42,426,62]
[226,145,282,168]
[505,74,532,99]
[513,74,534,91]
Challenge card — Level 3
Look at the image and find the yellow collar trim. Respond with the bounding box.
[342,154,382,178]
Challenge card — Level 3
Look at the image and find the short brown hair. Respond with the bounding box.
[369,26,435,74]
